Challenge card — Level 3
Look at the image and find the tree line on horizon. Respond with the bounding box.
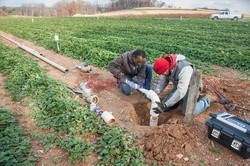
[0,0,167,17]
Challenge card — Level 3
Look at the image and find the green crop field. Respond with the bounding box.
[0,107,36,165]
[0,17,250,165]
[0,17,249,75]
[0,43,145,165]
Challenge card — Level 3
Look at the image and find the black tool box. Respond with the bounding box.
[205,111,250,159]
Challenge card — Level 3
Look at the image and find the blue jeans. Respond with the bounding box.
[162,87,211,115]
[119,64,152,95]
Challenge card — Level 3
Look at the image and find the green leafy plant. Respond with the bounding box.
[209,147,222,155]
[0,17,249,75]
[0,107,36,165]
[0,43,146,164]
[199,160,208,166]
[39,133,60,152]
[59,136,95,163]
[96,127,146,165]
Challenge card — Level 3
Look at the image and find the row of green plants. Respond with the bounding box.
[0,107,36,165]
[0,17,249,74]
[0,43,146,165]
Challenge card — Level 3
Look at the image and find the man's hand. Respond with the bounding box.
[153,101,168,114]
[120,72,124,77]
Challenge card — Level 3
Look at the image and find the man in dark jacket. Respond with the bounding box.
[108,50,152,95]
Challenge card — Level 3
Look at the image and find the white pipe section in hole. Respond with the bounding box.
[125,79,160,117]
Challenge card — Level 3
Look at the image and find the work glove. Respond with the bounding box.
[154,89,161,95]
[153,101,168,114]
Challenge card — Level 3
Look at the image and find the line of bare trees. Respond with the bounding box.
[0,0,96,17]
[0,0,166,17]
[21,3,48,16]
[107,0,164,11]
[19,0,96,17]
[53,0,96,16]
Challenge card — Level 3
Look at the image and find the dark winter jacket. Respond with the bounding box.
[108,50,146,79]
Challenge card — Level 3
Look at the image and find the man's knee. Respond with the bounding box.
[146,64,153,75]
[121,84,132,95]
[194,97,211,115]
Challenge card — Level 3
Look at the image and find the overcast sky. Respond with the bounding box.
[0,0,249,13]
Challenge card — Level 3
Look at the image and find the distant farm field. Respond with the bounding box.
[77,8,219,18]
[0,17,249,74]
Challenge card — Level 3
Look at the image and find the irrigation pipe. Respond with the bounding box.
[1,34,68,73]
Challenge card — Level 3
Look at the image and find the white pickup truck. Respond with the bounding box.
[210,11,242,20]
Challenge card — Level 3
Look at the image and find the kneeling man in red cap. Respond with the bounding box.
[152,54,216,115]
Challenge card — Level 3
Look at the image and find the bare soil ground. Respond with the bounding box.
[74,8,220,18]
[0,32,250,165]
[243,14,250,19]
[75,8,250,19]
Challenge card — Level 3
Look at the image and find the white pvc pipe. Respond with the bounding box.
[0,34,20,45]
[150,116,158,127]
[1,34,68,73]
[80,82,99,104]
[86,95,99,104]
[124,79,141,89]
[101,111,116,125]
[138,89,160,117]
[124,80,160,117]
[19,45,68,72]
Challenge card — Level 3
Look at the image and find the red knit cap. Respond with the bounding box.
[153,58,170,75]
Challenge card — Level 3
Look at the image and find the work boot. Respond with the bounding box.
[205,94,217,102]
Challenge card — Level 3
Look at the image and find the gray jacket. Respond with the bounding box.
[108,50,146,79]
[155,55,195,107]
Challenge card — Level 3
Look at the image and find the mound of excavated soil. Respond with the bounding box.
[141,121,196,165]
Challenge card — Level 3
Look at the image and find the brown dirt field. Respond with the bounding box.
[243,14,250,19]
[75,8,250,19]
[74,8,220,18]
[0,31,250,165]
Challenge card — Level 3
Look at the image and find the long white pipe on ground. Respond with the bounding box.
[19,45,68,72]
[125,79,160,117]
[1,34,68,73]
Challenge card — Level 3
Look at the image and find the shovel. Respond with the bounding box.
[224,103,250,112]
[202,78,230,104]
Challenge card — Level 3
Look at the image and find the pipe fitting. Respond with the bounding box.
[86,95,99,104]
[138,88,160,117]
[101,111,116,125]
[80,82,99,104]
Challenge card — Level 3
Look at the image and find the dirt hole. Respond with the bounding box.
[133,101,181,126]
